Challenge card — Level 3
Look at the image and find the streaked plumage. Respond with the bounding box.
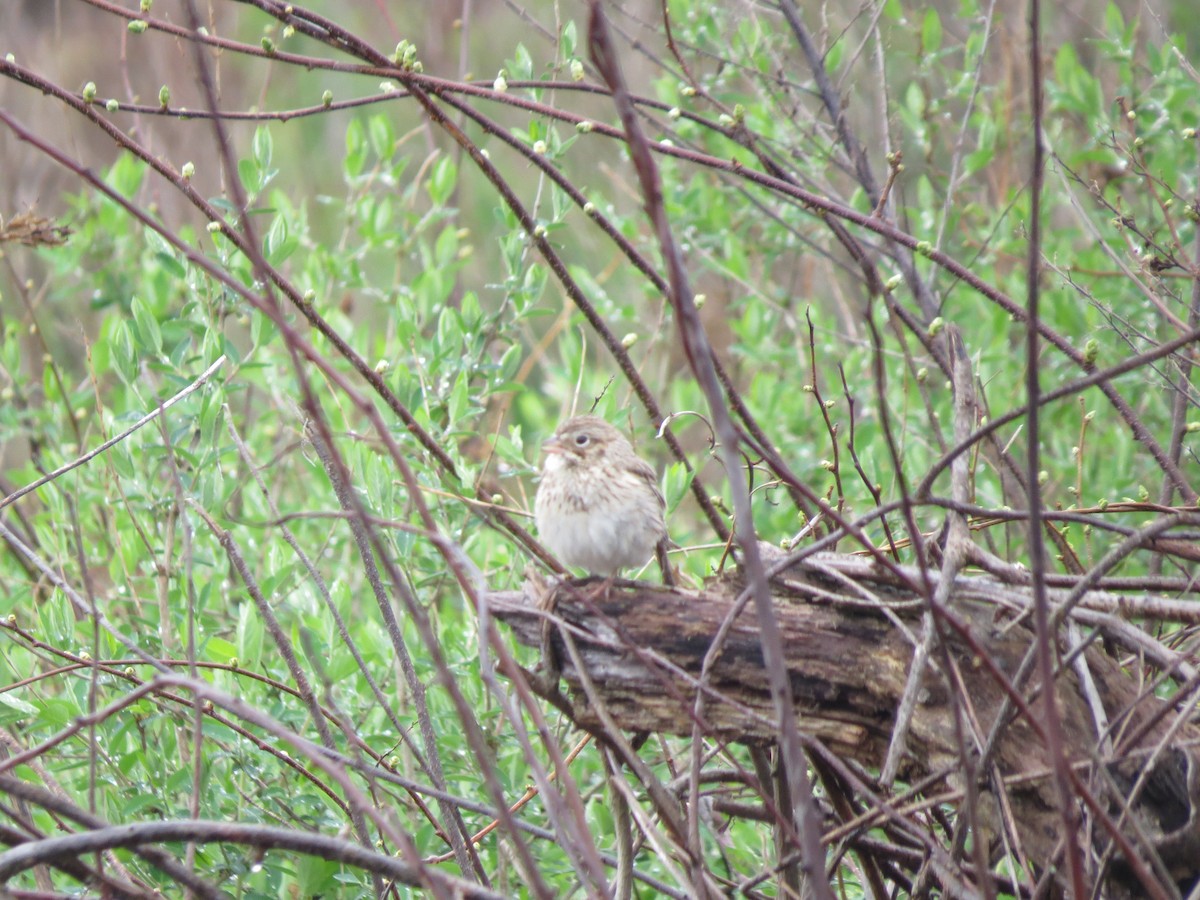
[534,415,667,576]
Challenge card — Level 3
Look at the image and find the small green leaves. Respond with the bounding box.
[158,84,169,109]
[427,156,457,206]
[252,124,272,172]
[511,43,533,80]
[265,213,297,264]
[130,295,162,357]
[920,8,942,54]
[368,114,395,161]
[343,119,367,177]
[106,318,136,384]
[663,462,695,516]
[128,19,148,34]
[82,82,97,103]
[391,39,420,71]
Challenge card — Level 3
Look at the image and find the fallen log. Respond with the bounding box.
[489,552,1200,897]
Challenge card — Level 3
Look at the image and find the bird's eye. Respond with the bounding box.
[574,434,590,446]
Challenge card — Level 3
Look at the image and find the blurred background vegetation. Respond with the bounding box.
[2,0,1199,896]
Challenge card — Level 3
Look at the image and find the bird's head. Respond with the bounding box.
[541,415,624,469]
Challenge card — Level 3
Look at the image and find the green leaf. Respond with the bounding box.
[0,692,37,722]
[236,600,263,666]
[110,442,135,479]
[512,43,533,80]
[109,318,137,382]
[265,214,298,264]
[368,114,396,162]
[664,461,695,515]
[105,153,147,196]
[121,793,167,817]
[1054,43,1080,88]
[253,125,273,172]
[203,636,239,663]
[237,157,259,195]
[131,296,162,357]
[446,370,467,425]
[561,20,577,58]
[344,119,368,178]
[35,698,77,728]
[434,224,458,266]
[436,306,462,351]
[1104,2,1125,36]
[153,250,186,279]
[198,388,223,449]
[824,39,844,75]
[428,156,457,206]
[904,81,925,118]
[109,316,137,381]
[921,9,942,54]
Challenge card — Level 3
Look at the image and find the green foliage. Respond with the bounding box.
[2,0,1198,895]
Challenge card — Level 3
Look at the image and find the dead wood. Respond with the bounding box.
[489,552,1200,897]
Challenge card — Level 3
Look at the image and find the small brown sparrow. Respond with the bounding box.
[534,415,667,577]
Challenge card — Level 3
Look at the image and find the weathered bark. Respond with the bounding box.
[490,552,1200,897]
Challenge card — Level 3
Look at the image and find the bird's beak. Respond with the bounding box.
[541,436,564,455]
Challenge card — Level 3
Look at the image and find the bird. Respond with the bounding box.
[534,415,667,578]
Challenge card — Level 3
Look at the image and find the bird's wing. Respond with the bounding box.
[629,456,665,510]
